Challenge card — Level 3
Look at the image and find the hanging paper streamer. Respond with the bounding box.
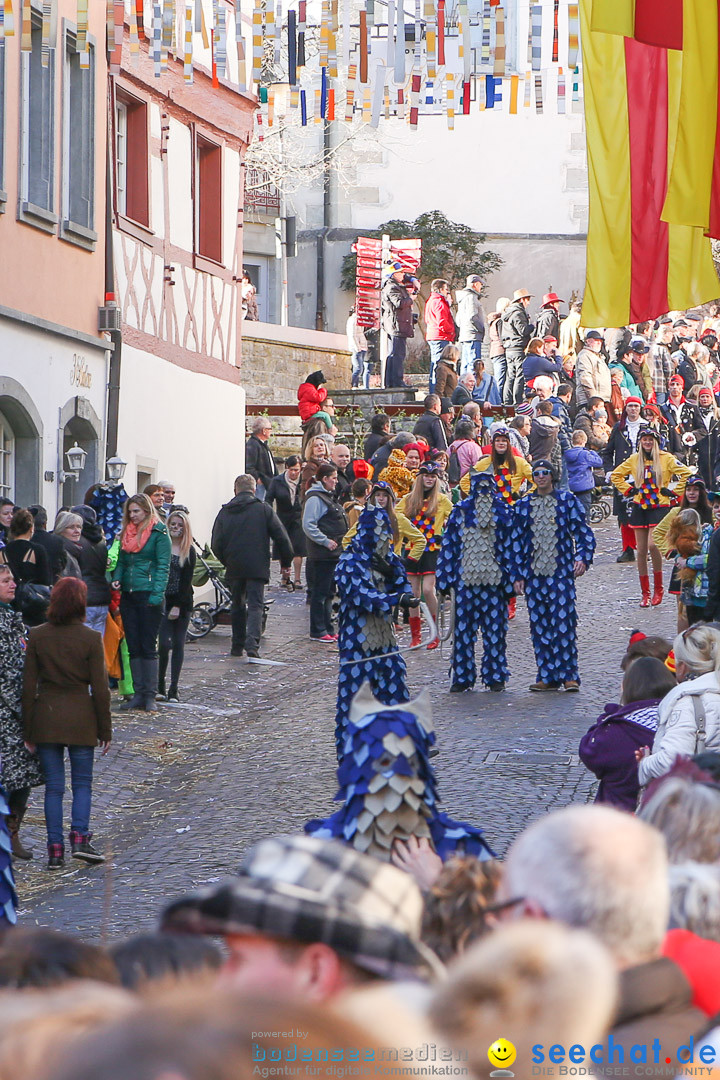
[328,87,335,119]
[319,0,328,68]
[531,4,542,71]
[409,72,421,130]
[567,4,579,69]
[462,79,470,114]
[552,0,559,62]
[320,65,327,118]
[41,0,52,67]
[297,0,305,67]
[77,0,89,66]
[481,1,491,64]
[524,71,531,108]
[361,83,371,124]
[216,1,227,78]
[183,1,193,81]
[571,64,581,113]
[359,8,367,82]
[393,0,404,83]
[557,67,566,114]
[424,0,435,80]
[274,0,282,69]
[485,74,501,109]
[300,87,307,125]
[412,0,422,89]
[459,0,471,80]
[152,1,162,73]
[370,61,385,128]
[534,73,543,113]
[161,0,173,71]
[235,0,246,91]
[509,73,519,114]
[109,0,123,74]
[494,6,505,76]
[130,0,140,63]
[287,6,296,86]
[3,0,13,37]
[396,86,405,120]
[446,72,455,130]
[437,0,445,66]
[345,61,357,120]
[251,0,262,83]
[20,0,30,49]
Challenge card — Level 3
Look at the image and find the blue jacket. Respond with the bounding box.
[471,372,502,406]
[564,446,604,494]
[523,353,564,382]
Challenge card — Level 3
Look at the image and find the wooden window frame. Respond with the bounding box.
[114,86,149,229]
[193,129,223,267]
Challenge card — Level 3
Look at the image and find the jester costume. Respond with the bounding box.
[0,785,17,929]
[436,471,517,691]
[307,683,495,860]
[513,483,596,688]
[334,504,415,754]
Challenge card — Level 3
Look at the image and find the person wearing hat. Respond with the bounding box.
[661,375,703,461]
[611,428,693,606]
[692,385,720,490]
[511,459,596,692]
[535,292,564,342]
[576,330,612,409]
[460,426,534,500]
[424,280,457,394]
[412,393,449,453]
[342,480,426,559]
[501,288,533,404]
[433,345,460,400]
[397,463,453,649]
[70,504,111,635]
[653,477,714,631]
[625,338,654,402]
[436,469,519,692]
[333,495,421,749]
[456,274,486,378]
[161,833,443,995]
[381,264,416,389]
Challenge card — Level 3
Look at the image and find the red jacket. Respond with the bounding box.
[424,292,456,343]
[663,928,720,1017]
[297,382,328,422]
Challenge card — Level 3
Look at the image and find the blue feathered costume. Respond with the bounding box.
[436,471,517,691]
[512,483,596,687]
[334,505,414,753]
[307,683,495,861]
[0,785,18,929]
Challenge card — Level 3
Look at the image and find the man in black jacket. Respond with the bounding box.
[245,417,278,500]
[27,505,66,581]
[501,288,533,405]
[211,475,292,658]
[412,394,449,452]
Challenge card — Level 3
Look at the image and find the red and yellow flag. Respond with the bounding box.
[580,0,718,327]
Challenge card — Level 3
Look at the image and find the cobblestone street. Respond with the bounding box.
[15,521,677,940]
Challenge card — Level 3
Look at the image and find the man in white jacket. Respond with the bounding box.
[456,275,485,378]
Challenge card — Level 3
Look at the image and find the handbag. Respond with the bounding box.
[14,581,51,625]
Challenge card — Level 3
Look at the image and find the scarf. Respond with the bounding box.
[285,473,300,504]
[121,519,155,553]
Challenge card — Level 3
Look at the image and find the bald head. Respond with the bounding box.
[501,805,669,969]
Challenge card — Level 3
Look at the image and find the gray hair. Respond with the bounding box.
[233,474,257,494]
[462,402,481,421]
[252,416,272,435]
[639,775,720,864]
[54,511,83,534]
[461,373,475,388]
[673,625,720,676]
[502,805,669,967]
[669,862,720,941]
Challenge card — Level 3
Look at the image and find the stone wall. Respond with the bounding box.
[240,321,352,404]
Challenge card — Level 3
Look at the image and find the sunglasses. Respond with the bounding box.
[532,469,551,478]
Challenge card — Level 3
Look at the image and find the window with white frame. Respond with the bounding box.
[115,99,127,216]
[0,412,14,499]
[19,10,56,227]
[62,28,95,244]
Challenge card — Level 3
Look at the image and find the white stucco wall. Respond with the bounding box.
[116,345,246,542]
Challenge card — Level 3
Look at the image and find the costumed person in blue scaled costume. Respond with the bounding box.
[307,682,494,861]
[0,783,17,929]
[334,497,421,755]
[512,458,596,693]
[436,470,517,693]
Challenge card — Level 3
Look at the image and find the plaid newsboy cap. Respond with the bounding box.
[161,835,443,982]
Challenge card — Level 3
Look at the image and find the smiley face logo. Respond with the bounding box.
[487,1039,517,1073]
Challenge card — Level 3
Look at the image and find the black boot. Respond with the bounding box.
[47,842,64,869]
[119,658,145,710]
[142,658,160,712]
[70,830,104,863]
[167,685,179,702]
[616,548,636,563]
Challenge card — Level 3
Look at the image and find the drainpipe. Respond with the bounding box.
[105,88,122,460]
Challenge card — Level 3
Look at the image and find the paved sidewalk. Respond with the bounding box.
[15,521,677,940]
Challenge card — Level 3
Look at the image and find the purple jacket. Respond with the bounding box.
[578,699,660,812]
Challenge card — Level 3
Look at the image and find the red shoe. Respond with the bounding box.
[639,574,650,608]
[651,573,664,607]
[508,596,517,620]
[409,615,422,647]
[426,637,440,650]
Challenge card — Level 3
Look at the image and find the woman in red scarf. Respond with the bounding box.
[112,494,171,712]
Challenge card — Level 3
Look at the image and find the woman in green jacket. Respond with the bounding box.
[113,494,171,712]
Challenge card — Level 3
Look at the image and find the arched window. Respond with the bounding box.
[0,410,14,500]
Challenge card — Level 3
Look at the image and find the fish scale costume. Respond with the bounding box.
[512,481,596,686]
[0,784,17,928]
[334,504,415,755]
[436,471,517,691]
[307,684,494,861]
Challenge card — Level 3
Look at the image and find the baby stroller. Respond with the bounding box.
[588,482,613,524]
[187,543,273,640]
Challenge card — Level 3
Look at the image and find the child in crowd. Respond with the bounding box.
[343,478,372,529]
[579,656,676,811]
[565,430,604,514]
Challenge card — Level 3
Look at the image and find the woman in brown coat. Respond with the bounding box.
[22,577,111,870]
[433,344,460,399]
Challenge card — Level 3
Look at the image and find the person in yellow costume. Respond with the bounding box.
[343,481,426,562]
[611,427,693,609]
[397,463,454,650]
[459,427,534,501]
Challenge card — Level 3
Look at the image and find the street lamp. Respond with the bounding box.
[59,443,87,483]
[105,455,127,484]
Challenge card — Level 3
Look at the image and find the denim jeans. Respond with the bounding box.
[307,559,337,637]
[120,592,163,659]
[503,349,525,404]
[575,490,593,514]
[428,340,452,393]
[85,605,109,635]
[351,349,369,388]
[229,578,265,652]
[460,341,483,377]
[385,337,407,388]
[492,353,507,397]
[37,744,95,845]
